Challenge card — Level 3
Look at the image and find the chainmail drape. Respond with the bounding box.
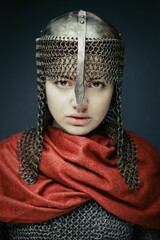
[6,200,134,240]
[18,18,138,191]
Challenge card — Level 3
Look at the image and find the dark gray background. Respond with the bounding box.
[0,0,160,152]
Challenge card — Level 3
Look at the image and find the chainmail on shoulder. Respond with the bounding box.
[7,200,134,240]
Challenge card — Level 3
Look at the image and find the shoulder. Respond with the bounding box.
[126,130,160,167]
[127,131,159,154]
[0,132,22,155]
[0,132,23,177]
[126,131,160,208]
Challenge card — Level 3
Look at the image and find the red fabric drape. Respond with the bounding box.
[0,126,160,230]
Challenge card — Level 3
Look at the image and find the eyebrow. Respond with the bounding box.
[85,76,107,81]
[54,76,76,81]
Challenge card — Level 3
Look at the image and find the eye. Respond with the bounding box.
[54,80,74,88]
[57,80,68,86]
[87,81,105,88]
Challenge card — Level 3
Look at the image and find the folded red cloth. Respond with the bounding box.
[0,126,159,230]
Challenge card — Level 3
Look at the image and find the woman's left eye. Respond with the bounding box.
[88,81,105,88]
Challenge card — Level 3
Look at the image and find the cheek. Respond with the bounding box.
[97,101,110,119]
[46,91,67,116]
[47,95,60,113]
[90,96,112,127]
[46,89,56,114]
[92,92,113,117]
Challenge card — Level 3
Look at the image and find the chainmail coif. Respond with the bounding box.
[18,10,139,192]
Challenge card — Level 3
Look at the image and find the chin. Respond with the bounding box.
[61,125,96,136]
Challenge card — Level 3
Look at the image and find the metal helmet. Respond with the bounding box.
[18,10,138,191]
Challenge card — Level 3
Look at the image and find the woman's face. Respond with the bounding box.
[45,79,114,135]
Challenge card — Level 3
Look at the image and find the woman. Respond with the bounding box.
[0,10,160,239]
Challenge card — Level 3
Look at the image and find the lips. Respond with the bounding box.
[67,115,91,126]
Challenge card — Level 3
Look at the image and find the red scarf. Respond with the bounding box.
[0,126,160,230]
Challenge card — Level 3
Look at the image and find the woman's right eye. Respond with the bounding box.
[57,80,68,86]
[54,80,74,88]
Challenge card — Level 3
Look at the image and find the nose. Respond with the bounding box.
[71,88,88,111]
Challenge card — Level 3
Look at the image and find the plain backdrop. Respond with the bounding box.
[0,0,160,152]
